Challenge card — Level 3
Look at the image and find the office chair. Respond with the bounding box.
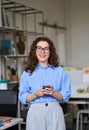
[0,90,18,130]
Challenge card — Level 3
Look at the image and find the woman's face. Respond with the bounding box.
[36,41,50,65]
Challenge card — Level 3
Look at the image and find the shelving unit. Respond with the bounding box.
[0,0,44,128]
[0,0,44,81]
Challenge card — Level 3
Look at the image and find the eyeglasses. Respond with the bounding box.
[36,46,50,53]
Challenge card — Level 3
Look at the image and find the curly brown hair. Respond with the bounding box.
[25,37,60,74]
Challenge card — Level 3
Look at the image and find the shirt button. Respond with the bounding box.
[45,103,48,106]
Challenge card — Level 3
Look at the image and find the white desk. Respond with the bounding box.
[71,92,89,98]
[68,92,89,104]
[0,118,23,130]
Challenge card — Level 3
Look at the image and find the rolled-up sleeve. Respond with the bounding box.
[60,69,71,102]
[18,71,30,104]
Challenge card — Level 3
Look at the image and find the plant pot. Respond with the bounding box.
[11,75,19,81]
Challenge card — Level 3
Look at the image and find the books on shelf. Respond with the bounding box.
[0,39,13,55]
[0,4,2,27]
[2,8,13,27]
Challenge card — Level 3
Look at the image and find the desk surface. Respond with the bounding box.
[0,118,23,130]
[71,92,89,98]
[68,92,89,104]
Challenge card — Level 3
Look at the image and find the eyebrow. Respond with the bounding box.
[37,46,49,48]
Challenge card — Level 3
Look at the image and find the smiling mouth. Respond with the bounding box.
[39,54,46,58]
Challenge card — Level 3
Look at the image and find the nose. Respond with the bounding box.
[41,49,45,53]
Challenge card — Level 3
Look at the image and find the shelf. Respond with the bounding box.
[0,0,44,123]
[39,22,66,30]
[0,0,44,35]
[8,81,19,84]
[0,26,44,36]
[1,54,28,58]
[2,0,43,15]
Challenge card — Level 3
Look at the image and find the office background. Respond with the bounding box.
[12,0,89,68]
[0,1,89,130]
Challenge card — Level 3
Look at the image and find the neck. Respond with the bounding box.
[39,61,48,67]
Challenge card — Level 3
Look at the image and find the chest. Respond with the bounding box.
[27,68,62,92]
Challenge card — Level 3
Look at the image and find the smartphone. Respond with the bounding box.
[43,85,50,89]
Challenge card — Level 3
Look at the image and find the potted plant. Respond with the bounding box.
[7,66,18,81]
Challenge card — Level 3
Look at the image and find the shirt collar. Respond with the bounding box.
[36,63,51,69]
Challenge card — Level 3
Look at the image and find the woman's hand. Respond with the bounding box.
[26,87,46,102]
[34,86,54,97]
[34,86,63,101]
[42,86,54,96]
[34,87,46,97]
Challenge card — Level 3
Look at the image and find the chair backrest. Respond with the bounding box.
[0,90,18,117]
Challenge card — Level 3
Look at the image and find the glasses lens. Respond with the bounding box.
[36,46,42,52]
[44,47,50,52]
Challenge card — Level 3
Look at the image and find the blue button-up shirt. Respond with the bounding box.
[18,64,71,104]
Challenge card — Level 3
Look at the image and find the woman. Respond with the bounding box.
[19,37,71,130]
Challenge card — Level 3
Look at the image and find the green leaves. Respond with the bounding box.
[77,89,85,93]
[7,66,17,75]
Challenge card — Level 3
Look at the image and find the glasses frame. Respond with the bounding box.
[36,46,50,53]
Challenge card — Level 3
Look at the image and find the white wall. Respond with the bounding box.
[13,0,65,26]
[65,0,89,68]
